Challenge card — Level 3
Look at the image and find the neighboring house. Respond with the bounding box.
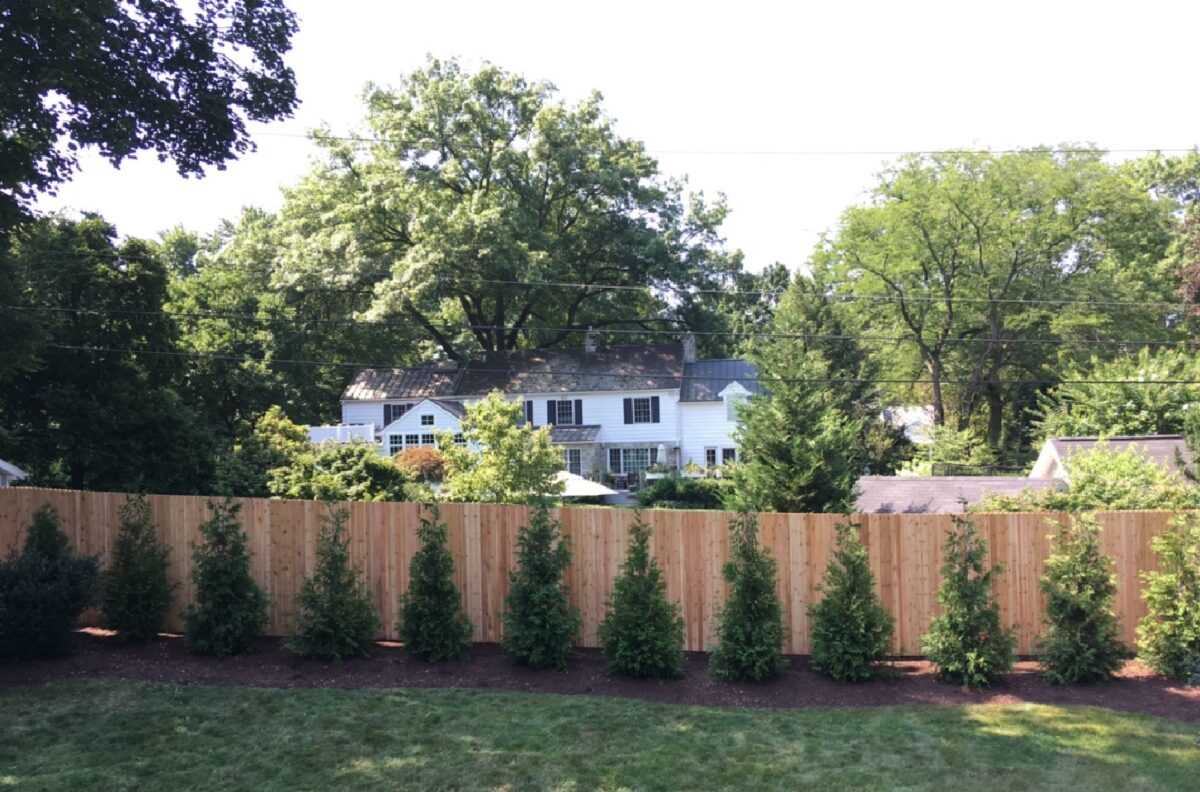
[855,432,1195,513]
[310,332,761,479]
[1030,435,1193,481]
[855,476,1063,514]
[0,459,28,488]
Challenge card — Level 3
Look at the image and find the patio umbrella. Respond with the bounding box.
[553,471,618,498]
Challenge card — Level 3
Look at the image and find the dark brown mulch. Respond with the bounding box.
[1,630,1196,722]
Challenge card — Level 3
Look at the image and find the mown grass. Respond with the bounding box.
[0,680,1196,791]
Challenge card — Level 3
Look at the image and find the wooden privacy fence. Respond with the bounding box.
[0,488,1180,656]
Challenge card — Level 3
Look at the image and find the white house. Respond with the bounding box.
[0,458,28,488]
[309,333,761,480]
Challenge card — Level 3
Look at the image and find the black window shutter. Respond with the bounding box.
[623,398,633,424]
[383,404,392,425]
[650,447,659,465]
[525,400,534,425]
[547,400,556,425]
[574,399,583,425]
[650,396,661,423]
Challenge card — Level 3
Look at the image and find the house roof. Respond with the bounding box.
[549,425,601,444]
[428,398,467,418]
[1045,435,1193,475]
[854,476,1063,514]
[456,344,684,395]
[0,459,27,480]
[679,359,762,402]
[343,364,459,401]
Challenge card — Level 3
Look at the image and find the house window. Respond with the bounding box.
[405,434,419,447]
[705,448,717,467]
[454,433,466,446]
[632,398,651,423]
[383,403,411,425]
[420,414,434,426]
[725,393,747,422]
[421,433,435,446]
[556,400,574,425]
[562,449,582,476]
[389,435,404,455]
[610,448,654,474]
[722,448,737,464]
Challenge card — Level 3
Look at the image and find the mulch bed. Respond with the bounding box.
[2,630,1197,722]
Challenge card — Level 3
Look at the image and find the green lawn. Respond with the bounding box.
[0,680,1196,791]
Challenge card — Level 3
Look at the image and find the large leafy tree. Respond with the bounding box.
[0,0,298,237]
[815,149,1176,453]
[0,215,215,492]
[280,58,748,360]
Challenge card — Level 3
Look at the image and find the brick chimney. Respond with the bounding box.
[584,327,599,355]
[682,330,697,363]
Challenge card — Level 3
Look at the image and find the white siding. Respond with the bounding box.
[341,400,386,430]
[381,401,466,456]
[520,390,679,446]
[678,402,740,468]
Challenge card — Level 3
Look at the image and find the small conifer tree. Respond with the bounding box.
[398,503,472,661]
[709,511,785,681]
[102,494,176,641]
[287,507,380,661]
[183,498,268,656]
[1037,514,1125,684]
[809,520,894,682]
[0,504,99,659]
[1137,514,1200,680]
[501,501,580,669]
[922,513,1015,687]
[598,510,684,678]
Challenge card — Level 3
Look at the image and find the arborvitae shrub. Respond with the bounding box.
[809,520,894,682]
[102,495,175,641]
[0,504,100,659]
[501,502,580,669]
[922,513,1015,687]
[598,510,684,678]
[183,498,268,656]
[1037,514,1125,685]
[709,512,785,681]
[286,507,380,661]
[398,503,472,661]
[1137,514,1200,680]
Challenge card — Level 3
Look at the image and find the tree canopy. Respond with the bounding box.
[0,0,298,237]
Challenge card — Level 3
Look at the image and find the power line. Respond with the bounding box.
[4,303,1195,348]
[43,343,1200,388]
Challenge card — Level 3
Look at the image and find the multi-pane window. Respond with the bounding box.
[610,448,657,474]
[453,433,466,446]
[632,397,652,423]
[383,403,411,425]
[722,448,737,464]
[421,433,435,446]
[562,449,582,476]
[704,448,717,467]
[556,400,574,425]
[389,435,404,455]
[420,414,434,426]
[405,434,419,447]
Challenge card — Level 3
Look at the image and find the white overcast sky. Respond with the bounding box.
[36,0,1200,273]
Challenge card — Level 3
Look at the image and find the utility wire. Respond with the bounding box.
[43,343,1200,388]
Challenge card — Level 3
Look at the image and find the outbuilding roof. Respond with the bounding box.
[1037,435,1193,477]
[854,476,1063,514]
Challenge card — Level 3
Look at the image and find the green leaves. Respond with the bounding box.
[501,503,580,669]
[709,512,786,681]
[1137,515,1200,680]
[102,495,176,642]
[398,503,472,662]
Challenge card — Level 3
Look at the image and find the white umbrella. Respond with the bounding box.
[553,470,618,498]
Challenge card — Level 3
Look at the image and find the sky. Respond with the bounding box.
[35,0,1200,273]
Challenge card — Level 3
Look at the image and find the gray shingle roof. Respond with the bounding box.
[854,476,1063,514]
[549,425,601,444]
[680,359,762,402]
[428,399,467,418]
[1048,435,1193,475]
[343,365,459,401]
[456,344,684,395]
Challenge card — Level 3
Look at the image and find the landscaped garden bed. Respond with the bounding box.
[2,630,1196,723]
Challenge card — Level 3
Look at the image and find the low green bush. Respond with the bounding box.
[635,476,729,510]
[183,498,268,657]
[1137,514,1200,680]
[922,514,1015,688]
[398,503,472,662]
[709,512,785,682]
[598,511,684,678]
[809,520,893,682]
[287,507,380,661]
[102,495,175,641]
[1037,515,1125,685]
[0,504,100,659]
[501,502,580,669]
